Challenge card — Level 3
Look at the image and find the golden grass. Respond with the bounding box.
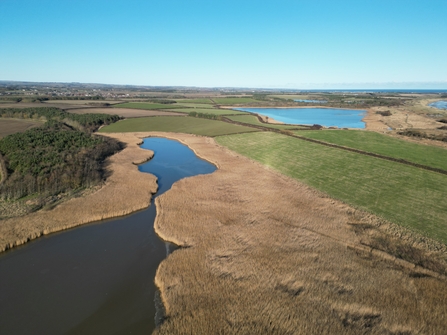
[148,133,447,335]
[0,133,157,252]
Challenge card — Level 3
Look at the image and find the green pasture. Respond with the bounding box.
[172,108,247,116]
[113,102,184,110]
[226,115,307,130]
[212,97,258,105]
[173,103,216,109]
[99,116,259,137]
[216,132,447,244]
[175,98,214,104]
[297,130,447,171]
[267,95,312,100]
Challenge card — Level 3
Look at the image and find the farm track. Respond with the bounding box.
[220,115,447,176]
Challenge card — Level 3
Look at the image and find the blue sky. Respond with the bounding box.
[1,0,446,88]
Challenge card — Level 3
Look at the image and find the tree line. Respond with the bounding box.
[0,108,122,201]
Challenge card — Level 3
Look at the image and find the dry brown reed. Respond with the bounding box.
[147,132,447,335]
[0,133,157,252]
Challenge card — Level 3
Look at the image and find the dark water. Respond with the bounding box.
[429,101,447,110]
[0,137,216,335]
[235,107,366,128]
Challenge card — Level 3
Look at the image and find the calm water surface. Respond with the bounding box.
[0,137,216,335]
[429,101,447,110]
[294,99,327,103]
[235,107,366,128]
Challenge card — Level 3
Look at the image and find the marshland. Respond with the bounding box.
[1,84,447,334]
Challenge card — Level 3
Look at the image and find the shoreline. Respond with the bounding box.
[224,105,375,129]
[0,133,158,253]
[148,133,447,334]
[2,131,446,333]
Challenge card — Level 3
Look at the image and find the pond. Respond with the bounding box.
[429,101,447,110]
[0,137,216,335]
[234,107,367,128]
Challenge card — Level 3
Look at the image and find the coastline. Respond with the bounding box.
[0,133,158,252]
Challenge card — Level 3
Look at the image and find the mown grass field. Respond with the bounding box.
[297,130,447,170]
[0,118,43,138]
[99,116,259,137]
[226,115,308,130]
[216,132,447,244]
[172,108,248,116]
[113,102,184,110]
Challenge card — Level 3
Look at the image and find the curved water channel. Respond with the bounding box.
[0,137,216,335]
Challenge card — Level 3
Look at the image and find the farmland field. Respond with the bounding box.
[99,116,259,136]
[216,132,447,244]
[175,98,214,104]
[226,114,308,130]
[212,97,258,105]
[297,130,447,170]
[171,108,248,116]
[67,108,185,118]
[113,102,184,110]
[0,118,43,138]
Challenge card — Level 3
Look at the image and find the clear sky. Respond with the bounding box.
[1,0,446,89]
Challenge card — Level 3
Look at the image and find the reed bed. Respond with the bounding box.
[149,133,447,335]
[0,133,158,252]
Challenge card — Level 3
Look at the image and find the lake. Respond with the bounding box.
[234,107,367,128]
[0,137,216,335]
[294,99,327,103]
[429,101,447,110]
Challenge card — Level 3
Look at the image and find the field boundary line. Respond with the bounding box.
[220,116,447,176]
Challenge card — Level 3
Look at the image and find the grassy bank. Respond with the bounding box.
[216,132,447,244]
[99,116,259,136]
[297,130,447,170]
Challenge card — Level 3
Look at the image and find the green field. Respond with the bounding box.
[212,97,258,105]
[297,130,447,171]
[216,132,447,244]
[99,116,260,137]
[113,102,184,110]
[173,103,216,109]
[226,115,308,130]
[175,98,214,104]
[172,108,248,116]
